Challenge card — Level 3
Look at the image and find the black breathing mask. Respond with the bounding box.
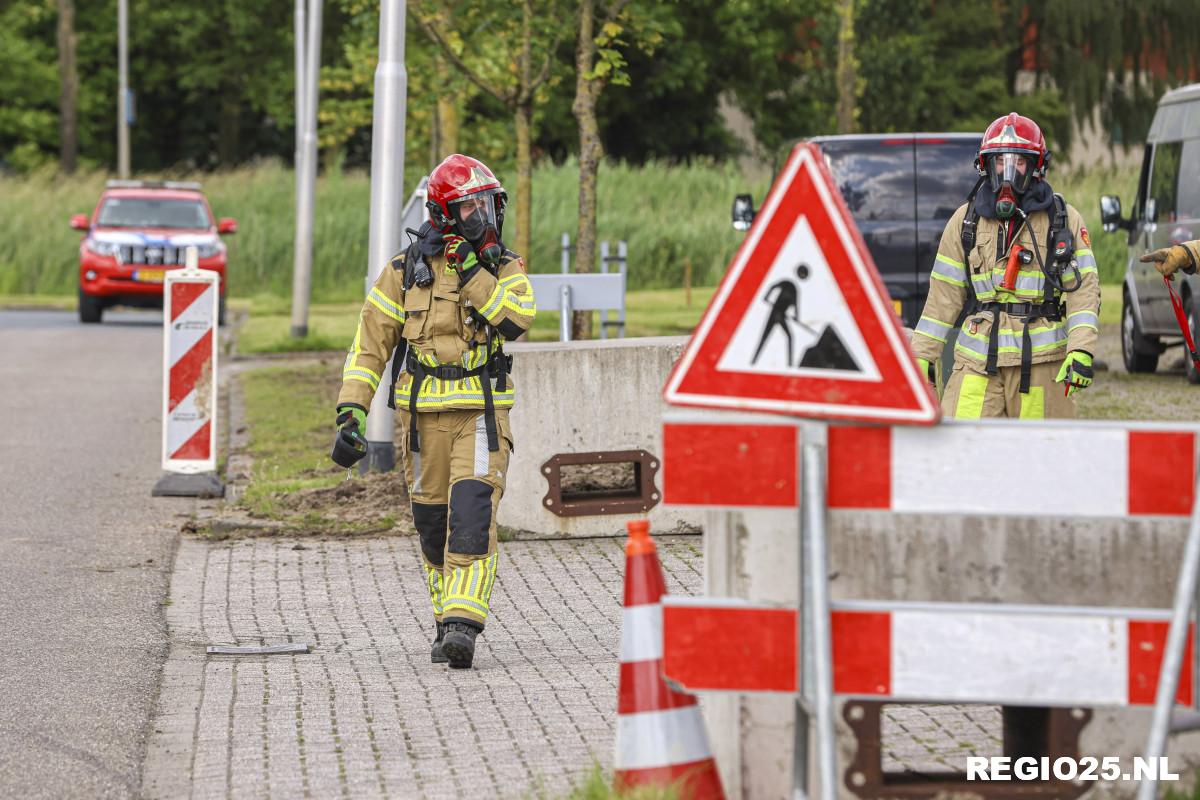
[450,191,503,266]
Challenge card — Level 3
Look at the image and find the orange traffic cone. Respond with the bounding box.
[614,519,725,799]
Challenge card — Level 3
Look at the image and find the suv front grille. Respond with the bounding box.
[118,244,185,266]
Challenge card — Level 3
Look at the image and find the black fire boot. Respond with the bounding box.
[441,620,481,669]
[431,621,448,664]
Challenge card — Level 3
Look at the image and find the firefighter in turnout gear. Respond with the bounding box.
[910,113,1101,418]
[334,154,537,668]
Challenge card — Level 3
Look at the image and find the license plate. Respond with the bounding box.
[893,299,902,316]
[135,269,166,283]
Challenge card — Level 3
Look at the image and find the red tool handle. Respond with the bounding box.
[1164,275,1200,371]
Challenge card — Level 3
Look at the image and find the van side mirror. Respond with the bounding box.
[732,194,756,232]
[1100,194,1132,233]
[70,213,89,231]
[218,217,238,234]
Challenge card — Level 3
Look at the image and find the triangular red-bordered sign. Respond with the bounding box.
[664,142,940,424]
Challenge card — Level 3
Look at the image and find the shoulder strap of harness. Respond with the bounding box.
[959,175,986,310]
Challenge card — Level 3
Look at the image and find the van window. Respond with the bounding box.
[916,141,980,220]
[1176,140,1200,220]
[820,141,914,222]
[1149,141,1182,223]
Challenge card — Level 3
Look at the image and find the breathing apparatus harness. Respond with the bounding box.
[383,224,512,454]
[959,176,1082,393]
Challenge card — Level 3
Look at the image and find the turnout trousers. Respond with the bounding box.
[399,408,513,629]
[941,360,1076,420]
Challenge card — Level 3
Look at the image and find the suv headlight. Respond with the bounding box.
[195,242,225,259]
[85,239,120,257]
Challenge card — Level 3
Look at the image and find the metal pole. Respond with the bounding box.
[360,0,407,473]
[559,285,572,342]
[291,0,323,338]
[1137,473,1200,800]
[116,0,129,177]
[802,423,837,800]
[618,240,627,337]
[793,425,812,800]
[561,232,570,274]
[294,0,306,198]
[599,240,609,340]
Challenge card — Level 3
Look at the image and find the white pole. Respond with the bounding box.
[294,0,307,208]
[290,0,323,338]
[362,0,408,472]
[1137,474,1200,799]
[117,0,129,177]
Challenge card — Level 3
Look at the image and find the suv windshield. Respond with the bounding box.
[97,197,210,229]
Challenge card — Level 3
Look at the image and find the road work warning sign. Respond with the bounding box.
[663,142,939,424]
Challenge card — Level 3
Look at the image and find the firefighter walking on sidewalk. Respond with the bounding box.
[332,154,536,668]
[910,113,1101,419]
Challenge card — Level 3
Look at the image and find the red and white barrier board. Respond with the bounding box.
[662,412,1200,516]
[661,597,1195,708]
[161,267,220,474]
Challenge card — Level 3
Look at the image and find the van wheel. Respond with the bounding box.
[78,290,103,324]
[1185,293,1200,385]
[1121,292,1159,373]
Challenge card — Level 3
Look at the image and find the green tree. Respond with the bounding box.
[0,1,58,171]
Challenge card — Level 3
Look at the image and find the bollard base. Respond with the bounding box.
[289,324,308,338]
[152,472,226,498]
[360,442,396,474]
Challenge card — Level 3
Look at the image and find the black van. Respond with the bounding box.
[733,133,981,329]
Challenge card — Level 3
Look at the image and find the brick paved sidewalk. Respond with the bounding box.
[142,534,703,800]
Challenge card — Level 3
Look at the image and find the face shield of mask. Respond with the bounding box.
[450,193,498,242]
[986,152,1033,194]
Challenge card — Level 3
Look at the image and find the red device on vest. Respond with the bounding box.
[1000,244,1030,291]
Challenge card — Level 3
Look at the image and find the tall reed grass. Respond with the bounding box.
[0,156,1135,301]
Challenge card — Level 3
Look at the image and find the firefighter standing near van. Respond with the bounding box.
[332,155,536,669]
[910,113,1101,418]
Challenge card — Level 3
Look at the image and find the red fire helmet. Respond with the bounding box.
[975,112,1049,193]
[426,154,505,232]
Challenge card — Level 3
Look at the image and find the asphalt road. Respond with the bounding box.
[0,309,188,799]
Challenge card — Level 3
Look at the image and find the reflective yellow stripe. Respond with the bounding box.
[367,287,406,323]
[954,373,989,419]
[1019,386,1045,419]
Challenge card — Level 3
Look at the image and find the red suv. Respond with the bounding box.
[71,180,236,323]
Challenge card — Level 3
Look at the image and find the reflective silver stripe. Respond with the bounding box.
[443,597,489,617]
[1067,310,1099,331]
[481,284,506,318]
[971,273,994,293]
[344,368,380,389]
[931,254,966,285]
[410,449,422,495]
[956,324,1068,357]
[474,415,489,476]
[368,288,405,322]
[1013,273,1044,293]
[915,315,953,342]
[1074,251,1097,272]
[482,552,499,602]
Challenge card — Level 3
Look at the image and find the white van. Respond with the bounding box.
[1101,82,1200,381]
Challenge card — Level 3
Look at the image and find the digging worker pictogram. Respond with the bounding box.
[752,264,811,366]
[332,154,537,669]
[910,112,1101,418]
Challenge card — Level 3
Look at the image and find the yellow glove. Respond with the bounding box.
[1055,351,1093,397]
[1140,245,1196,279]
[915,357,935,388]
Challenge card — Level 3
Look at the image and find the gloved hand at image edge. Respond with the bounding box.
[1055,351,1093,396]
[1139,245,1197,279]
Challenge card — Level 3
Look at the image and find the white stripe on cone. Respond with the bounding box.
[615,706,715,770]
[620,604,662,662]
[168,284,215,363]
[890,425,1128,515]
[891,609,1128,705]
